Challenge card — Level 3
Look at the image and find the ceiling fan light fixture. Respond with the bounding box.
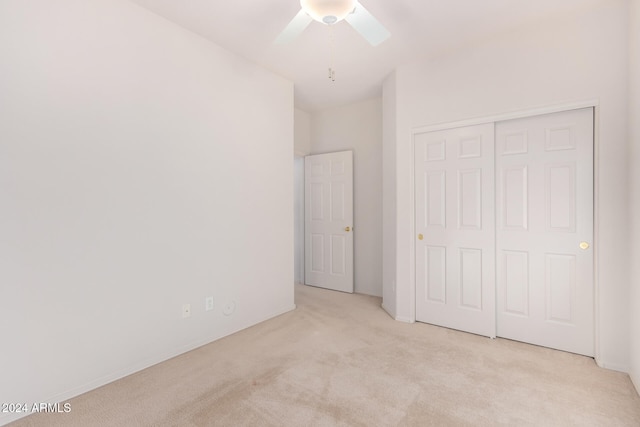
[300,0,356,25]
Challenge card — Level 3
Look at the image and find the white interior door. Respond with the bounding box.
[305,151,354,293]
[495,108,594,356]
[414,124,496,337]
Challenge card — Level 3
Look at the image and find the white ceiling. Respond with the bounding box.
[130,0,604,112]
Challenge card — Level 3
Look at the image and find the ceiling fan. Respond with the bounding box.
[275,0,390,47]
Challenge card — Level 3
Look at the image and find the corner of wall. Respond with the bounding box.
[628,0,640,396]
[630,370,640,397]
[294,108,312,156]
[382,72,398,318]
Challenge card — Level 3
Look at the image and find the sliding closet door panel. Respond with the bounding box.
[495,108,594,356]
[415,124,496,338]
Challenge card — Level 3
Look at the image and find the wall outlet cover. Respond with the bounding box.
[222,300,236,316]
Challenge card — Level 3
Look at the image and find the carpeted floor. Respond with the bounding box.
[11,284,640,426]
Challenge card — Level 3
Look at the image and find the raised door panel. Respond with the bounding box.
[458,169,482,230]
[425,171,446,229]
[502,250,529,317]
[545,253,576,324]
[330,182,345,222]
[546,163,576,232]
[330,235,346,276]
[459,248,482,310]
[310,234,324,273]
[501,166,528,230]
[310,183,324,220]
[425,246,446,304]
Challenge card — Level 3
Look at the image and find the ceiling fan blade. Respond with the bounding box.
[344,1,390,46]
[274,9,313,44]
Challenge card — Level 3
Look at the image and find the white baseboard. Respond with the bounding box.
[381,302,395,319]
[380,304,415,324]
[630,370,640,396]
[0,304,297,427]
[594,357,629,373]
[395,315,415,323]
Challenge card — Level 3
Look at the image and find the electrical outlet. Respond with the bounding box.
[222,300,236,316]
[205,297,214,311]
[182,303,191,318]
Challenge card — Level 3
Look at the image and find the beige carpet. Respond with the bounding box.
[11,284,640,426]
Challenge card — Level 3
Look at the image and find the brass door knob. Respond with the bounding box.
[418,234,424,240]
[344,226,351,232]
[579,242,590,250]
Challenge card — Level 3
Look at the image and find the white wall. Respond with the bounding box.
[294,156,305,284]
[0,0,294,424]
[629,0,640,393]
[382,74,398,317]
[293,109,310,286]
[310,98,383,296]
[295,108,312,156]
[383,0,631,370]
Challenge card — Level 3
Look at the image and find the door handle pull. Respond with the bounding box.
[344,226,351,232]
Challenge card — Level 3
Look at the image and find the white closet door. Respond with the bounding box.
[415,124,496,337]
[495,108,594,356]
